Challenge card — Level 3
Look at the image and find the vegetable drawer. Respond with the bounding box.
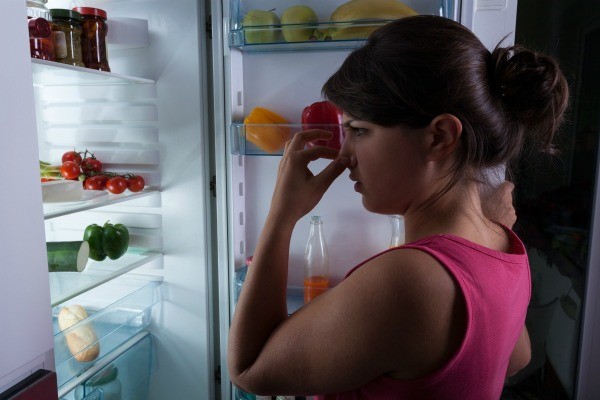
[52,279,158,389]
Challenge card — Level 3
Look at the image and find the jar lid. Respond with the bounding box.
[50,9,82,20]
[72,7,107,19]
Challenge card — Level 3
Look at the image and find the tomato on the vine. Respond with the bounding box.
[81,157,102,174]
[60,161,81,180]
[84,175,108,191]
[126,175,145,192]
[106,176,128,194]
[62,151,82,165]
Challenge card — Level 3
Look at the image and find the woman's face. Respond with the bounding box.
[339,115,432,215]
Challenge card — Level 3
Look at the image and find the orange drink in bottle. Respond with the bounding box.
[304,275,330,303]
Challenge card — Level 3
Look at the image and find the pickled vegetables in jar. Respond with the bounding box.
[50,9,84,67]
[72,7,110,72]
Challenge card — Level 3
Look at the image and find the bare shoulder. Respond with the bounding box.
[344,247,467,379]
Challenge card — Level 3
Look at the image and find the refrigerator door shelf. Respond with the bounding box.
[51,279,158,389]
[229,20,388,52]
[231,123,344,156]
[31,59,154,87]
[43,189,159,220]
[49,251,164,307]
[229,0,459,52]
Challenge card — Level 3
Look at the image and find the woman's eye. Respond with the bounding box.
[348,126,367,136]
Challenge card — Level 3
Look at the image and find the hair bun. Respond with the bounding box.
[489,45,569,153]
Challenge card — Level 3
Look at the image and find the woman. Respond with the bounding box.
[228,15,569,400]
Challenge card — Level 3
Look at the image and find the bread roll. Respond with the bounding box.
[58,305,100,362]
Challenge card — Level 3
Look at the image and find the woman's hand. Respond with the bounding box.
[268,129,348,224]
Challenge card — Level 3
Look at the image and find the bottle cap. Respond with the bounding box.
[50,9,82,21]
[72,7,107,19]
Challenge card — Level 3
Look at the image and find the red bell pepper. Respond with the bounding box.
[301,101,345,150]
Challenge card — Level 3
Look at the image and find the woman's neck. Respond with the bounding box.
[402,181,496,244]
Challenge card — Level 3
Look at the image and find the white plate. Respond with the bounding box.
[44,189,108,206]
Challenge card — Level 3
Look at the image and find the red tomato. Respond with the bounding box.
[62,151,82,165]
[60,161,81,180]
[106,176,128,194]
[127,175,145,192]
[81,158,102,174]
[84,175,108,191]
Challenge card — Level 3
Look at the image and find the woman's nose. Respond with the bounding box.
[338,141,356,168]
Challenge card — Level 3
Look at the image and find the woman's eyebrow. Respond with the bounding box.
[342,119,356,128]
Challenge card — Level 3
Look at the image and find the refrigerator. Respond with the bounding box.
[1,0,598,399]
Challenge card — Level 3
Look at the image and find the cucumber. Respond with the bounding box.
[47,241,90,272]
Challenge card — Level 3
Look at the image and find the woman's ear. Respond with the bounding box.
[423,114,462,161]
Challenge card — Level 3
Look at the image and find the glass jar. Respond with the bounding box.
[72,7,110,72]
[28,17,54,61]
[26,0,50,20]
[50,9,84,67]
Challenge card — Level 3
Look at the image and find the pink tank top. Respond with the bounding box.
[317,229,531,400]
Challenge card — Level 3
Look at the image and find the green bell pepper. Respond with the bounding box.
[83,222,129,261]
[102,222,129,260]
[83,224,106,261]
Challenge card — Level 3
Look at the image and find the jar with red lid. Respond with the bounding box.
[72,7,110,72]
[28,17,54,61]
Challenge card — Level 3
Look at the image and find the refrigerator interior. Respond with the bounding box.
[32,0,215,398]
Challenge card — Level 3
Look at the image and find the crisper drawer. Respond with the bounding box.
[52,279,158,389]
[59,332,154,400]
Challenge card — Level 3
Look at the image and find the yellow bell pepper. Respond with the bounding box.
[244,107,292,153]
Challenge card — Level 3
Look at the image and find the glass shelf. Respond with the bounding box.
[228,0,459,52]
[52,279,158,388]
[231,123,344,155]
[229,20,390,52]
[31,59,155,86]
[50,251,163,307]
[43,189,159,220]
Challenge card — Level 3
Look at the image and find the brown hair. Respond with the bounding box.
[322,15,569,190]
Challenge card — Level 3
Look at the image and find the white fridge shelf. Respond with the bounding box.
[50,251,163,307]
[31,59,155,86]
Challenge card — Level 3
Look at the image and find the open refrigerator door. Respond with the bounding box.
[2,0,216,398]
[210,1,517,399]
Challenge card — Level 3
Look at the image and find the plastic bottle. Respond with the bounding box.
[304,216,330,303]
[233,256,253,304]
[388,215,405,248]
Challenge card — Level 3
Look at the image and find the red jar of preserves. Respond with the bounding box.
[28,17,54,61]
[72,7,110,72]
